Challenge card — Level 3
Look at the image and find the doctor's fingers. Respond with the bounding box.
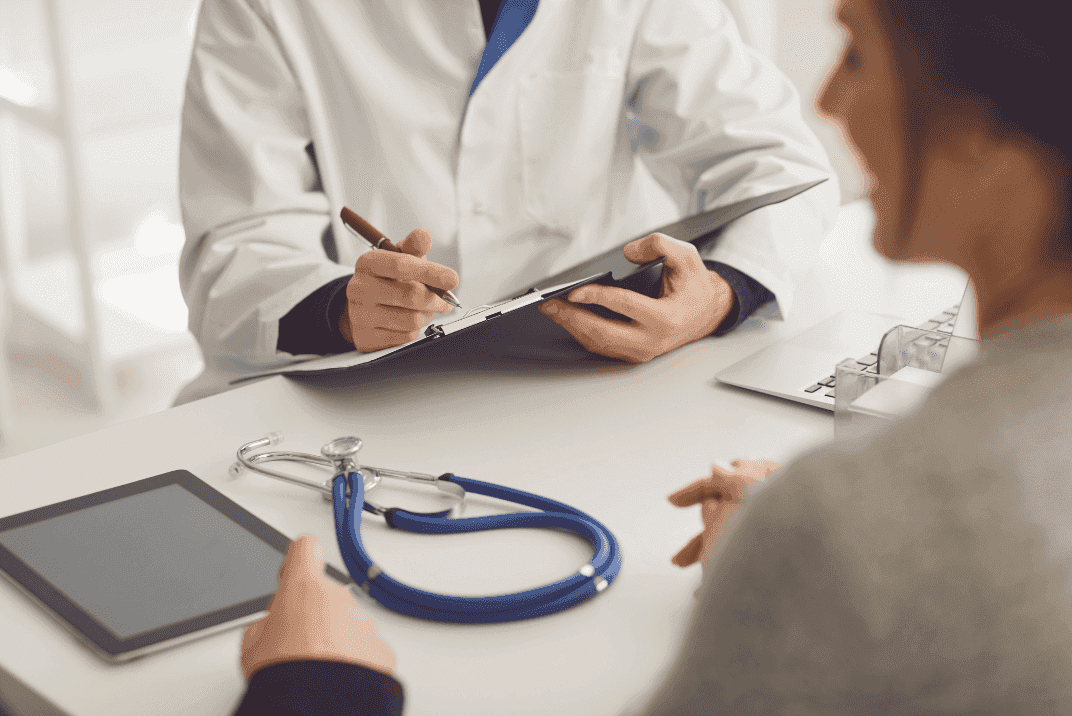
[623,233,707,275]
[396,227,434,259]
[540,300,661,362]
[367,276,452,314]
[355,250,459,291]
[370,304,436,333]
[351,327,423,353]
[565,284,662,324]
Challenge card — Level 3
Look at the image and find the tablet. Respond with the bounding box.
[0,470,350,663]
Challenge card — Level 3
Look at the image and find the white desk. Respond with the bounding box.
[0,202,967,716]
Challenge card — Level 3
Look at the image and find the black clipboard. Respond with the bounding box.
[232,179,826,382]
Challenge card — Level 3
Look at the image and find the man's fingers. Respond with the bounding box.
[672,533,704,567]
[397,228,433,259]
[566,285,662,324]
[622,233,706,275]
[372,278,452,313]
[357,250,459,291]
[369,304,435,333]
[351,326,424,353]
[279,534,325,589]
[539,300,650,361]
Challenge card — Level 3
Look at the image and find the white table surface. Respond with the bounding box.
[0,201,968,716]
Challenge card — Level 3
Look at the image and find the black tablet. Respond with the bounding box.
[0,470,350,662]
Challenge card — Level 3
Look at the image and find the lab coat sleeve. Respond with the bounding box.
[179,0,353,377]
[626,0,840,318]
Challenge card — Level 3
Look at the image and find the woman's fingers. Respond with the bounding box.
[672,533,705,567]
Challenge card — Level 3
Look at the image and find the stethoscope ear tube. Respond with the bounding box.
[332,472,621,623]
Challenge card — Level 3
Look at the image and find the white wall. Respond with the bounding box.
[775,0,863,203]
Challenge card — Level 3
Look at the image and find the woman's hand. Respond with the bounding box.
[538,233,735,362]
[668,459,781,567]
[240,535,396,679]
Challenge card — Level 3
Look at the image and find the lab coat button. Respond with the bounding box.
[472,202,488,215]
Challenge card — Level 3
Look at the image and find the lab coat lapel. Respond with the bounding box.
[469,0,541,95]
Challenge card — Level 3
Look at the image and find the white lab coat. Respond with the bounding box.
[177,0,839,403]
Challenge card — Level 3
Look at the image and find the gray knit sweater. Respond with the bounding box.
[642,314,1072,715]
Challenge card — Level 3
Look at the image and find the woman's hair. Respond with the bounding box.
[880,0,1071,259]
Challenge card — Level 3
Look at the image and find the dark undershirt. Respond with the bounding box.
[275,0,775,355]
[479,0,502,37]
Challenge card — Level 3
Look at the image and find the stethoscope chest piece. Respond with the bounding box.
[321,436,362,462]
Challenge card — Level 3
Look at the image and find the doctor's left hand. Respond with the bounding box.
[240,535,395,679]
[538,234,735,362]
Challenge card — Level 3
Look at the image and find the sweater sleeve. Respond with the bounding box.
[634,465,888,716]
[233,660,403,716]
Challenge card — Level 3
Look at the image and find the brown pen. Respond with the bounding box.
[340,207,462,309]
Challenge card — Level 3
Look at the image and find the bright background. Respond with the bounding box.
[0,0,861,458]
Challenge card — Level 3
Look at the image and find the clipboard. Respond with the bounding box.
[232,179,826,383]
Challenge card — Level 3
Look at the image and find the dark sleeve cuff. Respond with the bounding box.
[704,261,775,337]
[233,660,404,716]
[277,276,354,355]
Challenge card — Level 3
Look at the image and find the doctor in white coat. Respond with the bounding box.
[177,0,839,402]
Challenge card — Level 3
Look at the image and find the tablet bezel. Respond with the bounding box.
[0,469,350,662]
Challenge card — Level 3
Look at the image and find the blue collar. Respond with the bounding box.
[469,0,540,96]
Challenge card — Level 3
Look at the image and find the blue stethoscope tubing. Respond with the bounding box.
[332,471,622,623]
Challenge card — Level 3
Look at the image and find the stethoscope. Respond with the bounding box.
[231,433,621,623]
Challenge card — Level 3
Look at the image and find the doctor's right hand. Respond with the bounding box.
[339,228,459,352]
[240,535,395,679]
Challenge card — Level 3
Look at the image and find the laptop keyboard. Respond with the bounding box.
[805,304,961,399]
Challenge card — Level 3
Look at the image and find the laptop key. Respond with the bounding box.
[819,375,836,387]
[825,389,836,398]
[804,384,823,393]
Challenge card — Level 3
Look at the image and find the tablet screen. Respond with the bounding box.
[0,483,282,638]
[0,470,348,661]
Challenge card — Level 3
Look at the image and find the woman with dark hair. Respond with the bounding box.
[231,1,1072,713]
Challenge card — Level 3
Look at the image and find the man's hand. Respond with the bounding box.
[537,233,735,362]
[340,228,459,352]
[240,535,395,679]
[668,459,781,567]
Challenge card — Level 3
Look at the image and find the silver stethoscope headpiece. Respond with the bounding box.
[231,433,465,516]
[321,436,363,461]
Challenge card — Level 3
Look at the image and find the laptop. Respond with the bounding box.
[716,282,978,411]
